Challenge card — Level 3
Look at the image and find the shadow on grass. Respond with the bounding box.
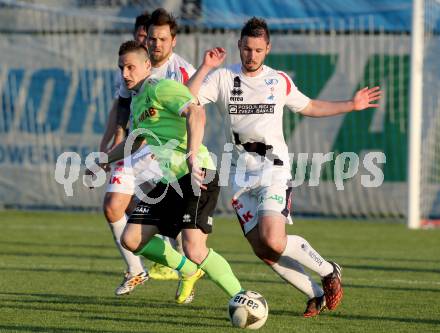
[334,313,440,326]
[0,240,114,250]
[343,264,440,274]
[1,304,227,325]
[333,255,440,265]
[0,292,226,312]
[0,324,149,333]
[344,283,440,293]
[83,314,228,327]
[0,251,119,261]
[0,266,120,277]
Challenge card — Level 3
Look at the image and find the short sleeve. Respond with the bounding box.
[155,79,195,115]
[278,71,310,113]
[197,69,222,106]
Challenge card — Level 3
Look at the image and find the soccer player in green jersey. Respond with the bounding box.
[99,40,243,304]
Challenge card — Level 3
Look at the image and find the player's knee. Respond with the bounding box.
[103,194,124,222]
[252,240,282,263]
[120,228,138,252]
[120,233,137,252]
[183,243,207,265]
[260,232,285,255]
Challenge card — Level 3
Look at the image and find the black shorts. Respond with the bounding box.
[128,170,220,239]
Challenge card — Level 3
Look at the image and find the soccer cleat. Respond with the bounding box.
[115,271,149,296]
[303,295,326,317]
[149,263,180,280]
[175,268,205,304]
[321,262,343,310]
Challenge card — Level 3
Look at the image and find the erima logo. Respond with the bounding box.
[183,214,191,223]
[135,206,150,214]
[231,88,243,96]
[231,76,243,96]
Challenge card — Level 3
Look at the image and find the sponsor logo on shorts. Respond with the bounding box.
[134,206,150,214]
[228,104,275,114]
[109,176,121,184]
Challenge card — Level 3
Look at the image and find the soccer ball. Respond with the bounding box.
[228,290,268,329]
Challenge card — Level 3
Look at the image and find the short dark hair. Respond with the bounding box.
[118,40,149,58]
[149,8,178,37]
[240,17,270,43]
[134,11,150,34]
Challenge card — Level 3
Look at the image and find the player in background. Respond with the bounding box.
[99,12,152,296]
[187,17,382,317]
[101,8,199,294]
[100,40,244,305]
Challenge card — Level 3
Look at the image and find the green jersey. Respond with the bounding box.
[131,78,215,183]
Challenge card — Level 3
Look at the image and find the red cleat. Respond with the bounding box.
[322,262,343,310]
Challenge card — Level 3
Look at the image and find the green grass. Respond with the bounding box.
[0,211,439,333]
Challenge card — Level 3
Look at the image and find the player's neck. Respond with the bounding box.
[152,52,173,68]
[132,78,147,92]
[241,65,264,77]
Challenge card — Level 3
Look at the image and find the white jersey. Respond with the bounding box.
[198,63,310,172]
[117,53,196,98]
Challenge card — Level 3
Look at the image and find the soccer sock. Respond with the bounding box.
[135,236,198,276]
[159,234,178,251]
[199,249,242,297]
[109,214,145,275]
[284,235,333,277]
[271,256,323,299]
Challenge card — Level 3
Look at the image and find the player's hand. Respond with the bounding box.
[85,162,109,189]
[187,154,207,193]
[203,47,227,69]
[353,86,382,110]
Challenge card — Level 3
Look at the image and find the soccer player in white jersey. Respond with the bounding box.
[187,17,382,317]
[100,9,196,295]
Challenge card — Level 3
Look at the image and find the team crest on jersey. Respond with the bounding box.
[167,70,177,80]
[264,78,279,86]
[230,76,244,101]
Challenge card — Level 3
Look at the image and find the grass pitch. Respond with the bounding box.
[0,210,439,333]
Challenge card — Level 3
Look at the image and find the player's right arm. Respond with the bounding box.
[187,47,226,97]
[115,96,131,138]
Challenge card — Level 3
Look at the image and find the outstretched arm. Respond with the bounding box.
[300,86,382,117]
[186,47,226,97]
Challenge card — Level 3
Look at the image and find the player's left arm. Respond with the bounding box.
[300,86,382,117]
[181,103,207,189]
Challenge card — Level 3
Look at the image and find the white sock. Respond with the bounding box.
[284,235,334,277]
[271,257,323,299]
[109,214,146,275]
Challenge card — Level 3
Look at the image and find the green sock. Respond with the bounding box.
[199,249,242,297]
[135,236,197,276]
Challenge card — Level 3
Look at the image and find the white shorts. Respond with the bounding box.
[105,145,162,195]
[230,168,293,235]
